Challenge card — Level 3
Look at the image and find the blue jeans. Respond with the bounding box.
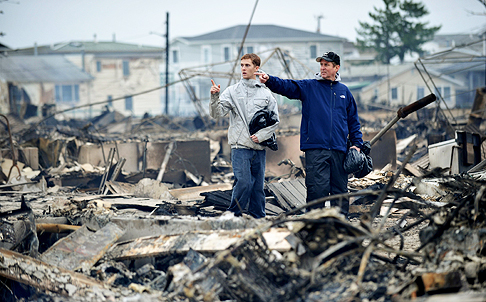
[228,148,266,218]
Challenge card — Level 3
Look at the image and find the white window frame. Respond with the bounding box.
[172,48,180,64]
[391,87,398,100]
[245,45,254,55]
[202,45,212,64]
[310,44,317,59]
[222,45,232,62]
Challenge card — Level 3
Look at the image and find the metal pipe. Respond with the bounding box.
[369,93,437,147]
[0,114,21,180]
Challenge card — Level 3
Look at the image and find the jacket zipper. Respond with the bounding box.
[330,82,334,148]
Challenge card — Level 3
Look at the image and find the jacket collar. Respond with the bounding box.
[314,71,341,82]
[241,78,263,87]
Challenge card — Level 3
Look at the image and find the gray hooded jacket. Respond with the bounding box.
[210,78,279,150]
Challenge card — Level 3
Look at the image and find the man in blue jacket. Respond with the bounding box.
[257,51,363,217]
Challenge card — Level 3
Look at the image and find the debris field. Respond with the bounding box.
[1,96,486,302]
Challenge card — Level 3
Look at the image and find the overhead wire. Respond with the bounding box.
[227,0,259,87]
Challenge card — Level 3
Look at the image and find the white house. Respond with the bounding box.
[166,24,347,117]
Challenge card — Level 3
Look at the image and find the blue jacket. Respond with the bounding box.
[265,74,363,153]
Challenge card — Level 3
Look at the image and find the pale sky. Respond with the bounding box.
[1,0,485,49]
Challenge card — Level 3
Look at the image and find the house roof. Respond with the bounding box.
[0,55,93,83]
[340,63,414,79]
[6,41,164,57]
[419,48,486,74]
[432,34,482,48]
[178,24,346,43]
[360,65,466,93]
[421,47,483,62]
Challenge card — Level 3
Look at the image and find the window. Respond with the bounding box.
[125,96,133,111]
[435,87,442,98]
[246,46,254,54]
[122,60,130,76]
[443,86,451,102]
[107,95,113,107]
[96,61,102,72]
[417,87,424,100]
[310,45,317,59]
[172,50,179,64]
[372,88,379,103]
[202,46,211,64]
[391,87,398,100]
[55,84,80,103]
[224,46,230,61]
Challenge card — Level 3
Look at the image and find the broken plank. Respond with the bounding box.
[397,160,423,177]
[288,178,307,199]
[266,183,293,211]
[96,197,161,209]
[107,228,292,261]
[280,180,306,208]
[404,163,423,177]
[40,222,125,272]
[156,141,174,181]
[0,248,106,297]
[170,183,232,201]
[265,202,285,216]
[36,223,81,233]
[268,181,304,210]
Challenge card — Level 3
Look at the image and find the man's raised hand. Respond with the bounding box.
[254,72,269,84]
[210,79,221,94]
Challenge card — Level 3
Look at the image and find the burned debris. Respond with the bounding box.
[1,88,486,302]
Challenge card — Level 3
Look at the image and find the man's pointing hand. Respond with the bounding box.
[210,79,221,94]
[254,72,269,84]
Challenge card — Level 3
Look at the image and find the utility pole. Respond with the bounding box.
[165,12,169,115]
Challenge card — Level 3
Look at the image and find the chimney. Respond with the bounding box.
[94,33,98,43]
[34,42,38,56]
[113,33,116,42]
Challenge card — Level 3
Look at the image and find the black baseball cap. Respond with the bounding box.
[316,51,340,65]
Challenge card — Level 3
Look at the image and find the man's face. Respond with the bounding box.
[320,60,340,81]
[241,59,259,79]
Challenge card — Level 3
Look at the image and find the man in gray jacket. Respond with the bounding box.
[210,53,279,218]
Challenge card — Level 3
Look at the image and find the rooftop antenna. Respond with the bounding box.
[315,14,324,33]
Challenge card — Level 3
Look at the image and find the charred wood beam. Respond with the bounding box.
[275,190,382,219]
[0,198,31,218]
[415,194,472,252]
[40,223,125,272]
[0,248,107,297]
[36,223,81,233]
[368,144,418,222]
[107,228,291,261]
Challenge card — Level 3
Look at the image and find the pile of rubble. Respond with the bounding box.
[1,103,486,301]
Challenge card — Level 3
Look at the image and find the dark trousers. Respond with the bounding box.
[228,148,266,218]
[304,149,349,215]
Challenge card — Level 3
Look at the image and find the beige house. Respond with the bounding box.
[0,55,92,118]
[6,40,164,119]
[359,66,466,108]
